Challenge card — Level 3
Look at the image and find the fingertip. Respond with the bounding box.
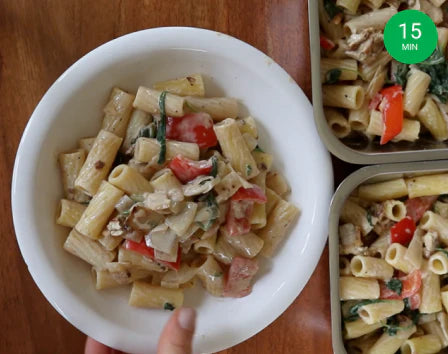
[177,307,196,332]
[84,337,112,354]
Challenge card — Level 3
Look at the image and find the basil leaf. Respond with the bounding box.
[345,299,384,321]
[210,157,218,178]
[436,248,448,257]
[386,278,403,296]
[366,209,374,227]
[325,68,342,84]
[157,91,168,164]
[246,164,253,176]
[163,302,175,311]
[393,62,409,88]
[323,0,343,20]
[417,49,448,103]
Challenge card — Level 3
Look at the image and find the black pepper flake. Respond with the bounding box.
[95,160,105,169]
[186,76,196,85]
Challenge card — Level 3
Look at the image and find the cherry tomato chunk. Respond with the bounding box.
[166,112,217,148]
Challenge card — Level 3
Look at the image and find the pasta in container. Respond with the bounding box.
[56,73,300,310]
[338,172,448,353]
[319,0,448,147]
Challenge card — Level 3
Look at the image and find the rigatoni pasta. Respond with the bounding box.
[57,74,299,310]
[338,173,448,352]
[320,0,448,146]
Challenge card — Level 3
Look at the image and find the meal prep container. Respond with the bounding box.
[329,160,448,353]
[308,0,448,164]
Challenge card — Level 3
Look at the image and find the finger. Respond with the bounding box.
[84,337,112,354]
[157,307,196,354]
[84,337,123,354]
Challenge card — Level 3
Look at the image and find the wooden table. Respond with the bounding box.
[0,0,355,352]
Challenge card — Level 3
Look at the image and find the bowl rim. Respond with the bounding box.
[12,26,334,353]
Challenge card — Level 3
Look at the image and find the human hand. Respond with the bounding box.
[84,307,196,354]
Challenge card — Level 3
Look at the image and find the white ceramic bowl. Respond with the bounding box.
[12,27,333,353]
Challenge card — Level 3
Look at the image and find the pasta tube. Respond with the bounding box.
[214,118,259,179]
[75,130,122,196]
[63,229,116,268]
[417,97,448,141]
[404,68,431,117]
[358,178,408,202]
[134,138,199,163]
[259,200,300,257]
[185,96,238,121]
[350,256,394,280]
[358,300,404,324]
[58,149,88,202]
[108,164,153,195]
[401,334,442,354]
[102,87,135,138]
[75,181,124,240]
[406,173,448,198]
[153,73,205,97]
[322,85,365,110]
[56,199,87,228]
[324,108,350,139]
[121,109,151,153]
[129,281,184,309]
[133,87,185,117]
[339,276,380,300]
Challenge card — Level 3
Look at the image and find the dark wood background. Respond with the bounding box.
[0,0,354,352]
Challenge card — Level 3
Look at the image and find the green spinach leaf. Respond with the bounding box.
[157,91,168,164]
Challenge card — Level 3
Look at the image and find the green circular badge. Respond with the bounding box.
[384,10,438,64]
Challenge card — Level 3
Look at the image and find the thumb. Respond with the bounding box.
[157,307,196,354]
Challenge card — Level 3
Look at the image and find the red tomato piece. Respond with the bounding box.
[231,185,267,203]
[379,85,404,145]
[166,112,217,149]
[168,155,212,183]
[380,270,422,300]
[320,35,335,51]
[124,240,181,270]
[405,196,438,223]
[224,256,259,298]
[408,293,421,310]
[390,216,416,246]
[225,200,254,237]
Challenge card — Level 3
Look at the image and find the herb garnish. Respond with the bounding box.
[164,302,175,311]
[199,177,213,186]
[197,192,219,231]
[121,210,131,217]
[393,62,409,88]
[325,68,342,84]
[254,145,264,153]
[157,91,168,164]
[382,315,416,336]
[213,271,223,277]
[366,209,374,227]
[210,157,218,178]
[386,278,402,296]
[323,0,343,20]
[436,248,448,257]
[417,49,448,103]
[344,299,384,322]
[246,164,252,176]
[131,123,157,145]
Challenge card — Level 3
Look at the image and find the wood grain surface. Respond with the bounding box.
[0,0,353,353]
